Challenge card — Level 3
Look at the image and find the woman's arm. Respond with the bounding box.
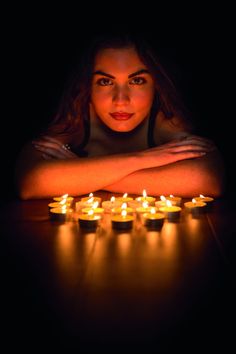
[104,149,225,197]
[15,136,213,199]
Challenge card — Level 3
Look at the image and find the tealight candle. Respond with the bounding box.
[50,205,73,222]
[53,194,74,205]
[155,195,177,208]
[102,196,122,213]
[135,189,156,205]
[82,201,104,215]
[116,193,133,203]
[136,201,154,221]
[111,210,134,230]
[143,208,165,229]
[80,193,102,204]
[111,203,134,215]
[184,198,207,216]
[48,199,72,210]
[193,194,214,211]
[165,194,182,206]
[75,194,101,212]
[159,200,182,221]
[78,210,101,230]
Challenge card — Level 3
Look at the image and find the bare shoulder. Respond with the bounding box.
[153,111,194,144]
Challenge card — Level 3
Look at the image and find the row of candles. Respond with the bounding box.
[48,190,214,231]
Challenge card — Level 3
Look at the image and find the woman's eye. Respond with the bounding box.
[129,77,147,85]
[96,78,113,86]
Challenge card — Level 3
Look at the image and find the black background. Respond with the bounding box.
[2,5,235,201]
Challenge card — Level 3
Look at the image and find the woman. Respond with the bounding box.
[15,33,225,199]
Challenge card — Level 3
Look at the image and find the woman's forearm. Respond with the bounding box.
[104,152,226,198]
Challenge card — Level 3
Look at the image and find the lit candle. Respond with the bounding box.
[111,209,134,230]
[116,193,133,203]
[53,194,74,205]
[78,209,101,230]
[50,204,73,222]
[82,201,104,215]
[165,194,182,206]
[136,201,154,221]
[101,196,122,213]
[143,208,165,229]
[159,200,182,221]
[135,189,156,205]
[155,195,177,208]
[80,193,102,204]
[111,202,134,215]
[184,198,207,216]
[193,194,214,211]
[75,193,101,212]
[48,198,71,210]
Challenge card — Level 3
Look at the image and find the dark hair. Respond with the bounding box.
[46,32,193,149]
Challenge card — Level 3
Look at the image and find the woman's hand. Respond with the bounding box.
[139,134,217,168]
[32,136,78,160]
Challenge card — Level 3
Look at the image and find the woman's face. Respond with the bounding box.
[90,47,155,132]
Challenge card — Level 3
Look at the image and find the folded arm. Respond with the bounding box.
[15,135,224,199]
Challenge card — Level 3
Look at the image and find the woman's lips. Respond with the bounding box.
[109,112,134,120]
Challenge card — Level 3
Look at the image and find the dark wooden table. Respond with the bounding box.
[1,192,236,352]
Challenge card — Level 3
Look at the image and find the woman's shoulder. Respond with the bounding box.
[153,110,195,144]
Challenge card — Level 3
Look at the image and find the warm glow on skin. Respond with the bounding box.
[90,47,155,132]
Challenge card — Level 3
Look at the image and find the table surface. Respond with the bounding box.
[1,191,236,352]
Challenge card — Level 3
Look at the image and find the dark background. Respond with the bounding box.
[2,6,235,201]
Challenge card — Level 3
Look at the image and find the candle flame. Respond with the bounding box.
[123,193,128,198]
[143,189,147,198]
[87,197,94,204]
[121,203,127,209]
[89,193,93,197]
[121,210,127,217]
[60,199,67,205]
[92,201,99,209]
[200,194,205,198]
[142,201,149,208]
[61,194,68,199]
[160,195,166,201]
[192,198,197,203]
[170,194,174,198]
[61,205,67,211]
[111,196,115,202]
[166,200,172,207]
[150,207,156,214]
[88,209,94,216]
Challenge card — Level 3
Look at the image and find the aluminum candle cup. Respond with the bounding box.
[78,214,101,230]
[111,211,134,230]
[159,205,182,221]
[50,207,73,222]
[165,195,182,206]
[143,211,165,229]
[193,195,214,211]
[184,200,207,216]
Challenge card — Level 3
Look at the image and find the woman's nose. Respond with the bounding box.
[112,86,130,104]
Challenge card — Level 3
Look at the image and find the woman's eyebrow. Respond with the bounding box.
[92,69,150,79]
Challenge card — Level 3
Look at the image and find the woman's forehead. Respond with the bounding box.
[93,47,147,72]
